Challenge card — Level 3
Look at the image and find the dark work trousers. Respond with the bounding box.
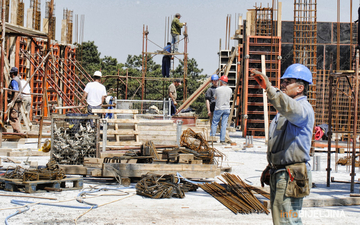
[162,56,171,78]
[171,100,176,115]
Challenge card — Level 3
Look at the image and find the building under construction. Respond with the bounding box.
[0,1,360,223]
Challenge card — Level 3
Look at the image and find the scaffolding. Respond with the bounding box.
[138,23,188,102]
[293,0,317,106]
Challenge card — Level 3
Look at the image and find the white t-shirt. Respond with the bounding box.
[214,85,232,110]
[20,79,31,96]
[84,81,107,106]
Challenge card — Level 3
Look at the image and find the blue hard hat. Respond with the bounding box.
[10,67,18,74]
[281,64,312,84]
[211,74,219,81]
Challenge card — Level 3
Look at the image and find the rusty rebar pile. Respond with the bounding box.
[180,128,225,164]
[135,173,198,199]
[199,173,269,215]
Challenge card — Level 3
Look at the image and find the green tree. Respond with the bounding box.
[75,41,101,74]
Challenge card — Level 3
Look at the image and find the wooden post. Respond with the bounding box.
[261,55,269,144]
[38,0,53,149]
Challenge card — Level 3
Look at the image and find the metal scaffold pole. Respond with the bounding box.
[0,0,6,125]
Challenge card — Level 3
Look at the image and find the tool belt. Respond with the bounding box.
[285,162,310,198]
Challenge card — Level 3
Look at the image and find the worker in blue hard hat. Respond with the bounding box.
[205,74,232,143]
[8,67,23,133]
[251,63,314,225]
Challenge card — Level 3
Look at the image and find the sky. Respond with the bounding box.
[20,0,360,75]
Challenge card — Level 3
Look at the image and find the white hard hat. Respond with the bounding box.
[105,96,113,104]
[94,71,102,77]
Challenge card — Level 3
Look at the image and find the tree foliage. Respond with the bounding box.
[76,41,209,118]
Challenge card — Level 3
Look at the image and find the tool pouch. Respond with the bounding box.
[285,163,310,198]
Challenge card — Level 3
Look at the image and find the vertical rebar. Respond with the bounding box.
[336,0,340,71]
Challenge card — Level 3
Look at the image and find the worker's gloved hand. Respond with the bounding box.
[260,165,271,187]
[250,69,271,90]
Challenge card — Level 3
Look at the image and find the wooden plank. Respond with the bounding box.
[100,152,125,158]
[137,139,177,146]
[114,113,120,142]
[7,151,49,157]
[106,119,139,124]
[138,126,176,131]
[84,158,103,164]
[0,149,13,156]
[6,157,21,164]
[92,109,138,114]
[59,165,87,175]
[134,115,139,143]
[100,130,140,135]
[91,169,102,177]
[99,141,142,146]
[102,163,220,178]
[139,131,176,139]
[138,120,174,125]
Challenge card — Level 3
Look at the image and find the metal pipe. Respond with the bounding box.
[125,68,128,99]
[176,120,183,147]
[183,24,188,101]
[350,0,353,70]
[0,0,6,122]
[336,0,340,70]
[102,119,107,153]
[225,15,228,50]
[327,74,334,187]
[350,49,359,193]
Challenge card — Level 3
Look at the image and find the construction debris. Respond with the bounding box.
[199,173,270,215]
[135,173,198,199]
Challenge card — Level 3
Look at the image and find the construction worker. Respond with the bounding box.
[171,13,186,53]
[210,75,232,144]
[169,79,181,115]
[20,76,31,113]
[254,64,314,225]
[81,71,107,122]
[206,74,232,143]
[162,42,171,78]
[8,67,23,133]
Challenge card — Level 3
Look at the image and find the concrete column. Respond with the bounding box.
[61,19,67,44]
[27,8,33,29]
[43,18,49,33]
[10,0,18,25]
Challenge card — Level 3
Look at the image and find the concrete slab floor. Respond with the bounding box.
[0,132,359,224]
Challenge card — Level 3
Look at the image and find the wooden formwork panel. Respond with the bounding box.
[241,36,281,137]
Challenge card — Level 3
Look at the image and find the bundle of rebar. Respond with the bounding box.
[199,173,269,214]
[4,159,66,182]
[135,173,198,199]
[180,128,225,164]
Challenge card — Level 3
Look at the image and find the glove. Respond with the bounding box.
[260,165,271,187]
[250,69,271,90]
